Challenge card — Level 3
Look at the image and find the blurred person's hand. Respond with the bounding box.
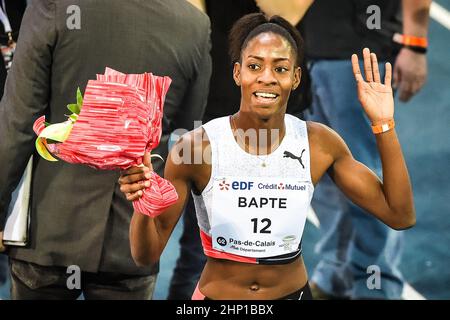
[186,0,206,13]
[393,48,427,102]
[255,0,314,26]
[0,231,6,252]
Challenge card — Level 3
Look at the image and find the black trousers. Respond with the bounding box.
[0,254,8,284]
[9,258,156,300]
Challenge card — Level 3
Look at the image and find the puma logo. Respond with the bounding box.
[283,149,305,169]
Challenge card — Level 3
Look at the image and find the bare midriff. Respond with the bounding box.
[198,255,308,300]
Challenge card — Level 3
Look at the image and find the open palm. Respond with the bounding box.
[352,48,394,123]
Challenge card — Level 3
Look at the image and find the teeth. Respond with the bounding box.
[255,92,277,98]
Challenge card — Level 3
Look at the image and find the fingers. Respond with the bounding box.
[120,179,150,200]
[384,62,392,87]
[143,151,153,170]
[125,189,144,201]
[396,69,423,102]
[119,170,150,185]
[351,54,364,83]
[118,165,152,201]
[363,48,373,82]
[371,53,381,83]
[398,82,414,102]
[393,63,400,89]
[121,165,150,177]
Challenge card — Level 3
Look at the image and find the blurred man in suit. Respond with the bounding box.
[0,0,211,299]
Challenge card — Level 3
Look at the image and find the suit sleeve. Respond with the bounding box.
[177,19,212,131]
[0,0,56,229]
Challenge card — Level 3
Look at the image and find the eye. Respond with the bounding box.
[248,64,260,71]
[275,66,289,73]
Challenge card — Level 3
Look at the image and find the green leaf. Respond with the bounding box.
[76,87,83,109]
[45,138,59,144]
[39,120,74,142]
[35,138,58,162]
[67,103,80,115]
[44,121,51,127]
[69,114,78,122]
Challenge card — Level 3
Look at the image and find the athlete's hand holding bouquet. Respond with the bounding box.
[33,68,178,217]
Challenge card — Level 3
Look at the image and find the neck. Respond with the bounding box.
[231,111,286,155]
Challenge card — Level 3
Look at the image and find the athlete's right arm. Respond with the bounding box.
[119,134,196,266]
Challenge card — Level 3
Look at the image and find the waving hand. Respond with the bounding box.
[352,48,394,124]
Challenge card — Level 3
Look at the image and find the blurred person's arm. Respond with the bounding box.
[186,0,206,13]
[255,0,314,26]
[0,1,54,233]
[394,0,431,102]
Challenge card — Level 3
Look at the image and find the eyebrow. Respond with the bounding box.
[247,55,290,62]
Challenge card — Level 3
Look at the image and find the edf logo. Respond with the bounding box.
[232,181,254,190]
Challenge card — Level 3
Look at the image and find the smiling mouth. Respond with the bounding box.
[253,92,279,103]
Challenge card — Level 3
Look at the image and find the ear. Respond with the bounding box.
[292,66,301,90]
[233,62,241,86]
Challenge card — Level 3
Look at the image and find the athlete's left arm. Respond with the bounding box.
[328,48,415,230]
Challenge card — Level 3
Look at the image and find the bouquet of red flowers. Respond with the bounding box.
[33,68,178,217]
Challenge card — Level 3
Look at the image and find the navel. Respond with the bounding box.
[249,283,260,291]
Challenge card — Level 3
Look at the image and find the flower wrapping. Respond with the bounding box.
[33,68,178,217]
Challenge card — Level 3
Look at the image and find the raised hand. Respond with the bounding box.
[352,48,394,124]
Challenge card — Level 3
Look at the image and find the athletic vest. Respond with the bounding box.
[192,114,314,264]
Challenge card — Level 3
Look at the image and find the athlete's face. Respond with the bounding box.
[233,32,301,119]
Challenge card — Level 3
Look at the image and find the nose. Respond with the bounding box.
[257,67,277,85]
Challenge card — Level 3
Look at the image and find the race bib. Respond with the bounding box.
[211,176,312,258]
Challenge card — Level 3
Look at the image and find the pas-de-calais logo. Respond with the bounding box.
[278,183,285,190]
[283,149,305,169]
[219,179,229,190]
[217,237,227,246]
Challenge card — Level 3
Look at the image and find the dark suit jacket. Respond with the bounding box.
[0,0,211,275]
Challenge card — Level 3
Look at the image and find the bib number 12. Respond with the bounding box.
[251,218,272,234]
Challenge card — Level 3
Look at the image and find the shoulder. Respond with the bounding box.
[306,121,335,143]
[168,126,211,168]
[177,126,210,149]
[306,121,350,159]
[170,0,210,35]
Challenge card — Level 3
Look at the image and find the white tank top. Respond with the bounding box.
[193,114,314,264]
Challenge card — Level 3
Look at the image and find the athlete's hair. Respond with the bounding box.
[228,13,304,67]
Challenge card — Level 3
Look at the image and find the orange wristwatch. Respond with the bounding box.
[371,119,395,134]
